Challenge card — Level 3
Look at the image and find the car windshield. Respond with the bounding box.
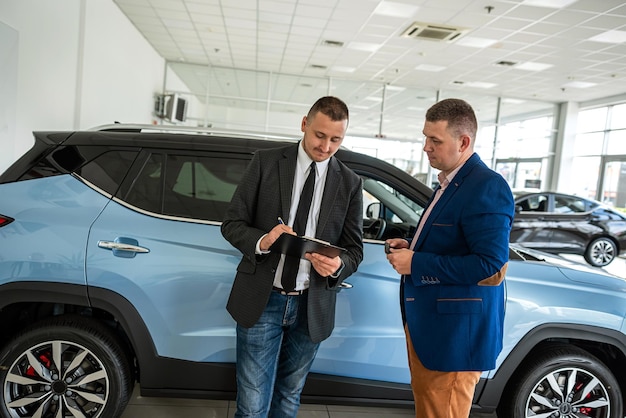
[362,177,422,225]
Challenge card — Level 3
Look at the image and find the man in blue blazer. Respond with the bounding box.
[386,98,514,418]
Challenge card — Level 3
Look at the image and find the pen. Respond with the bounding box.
[278,217,285,225]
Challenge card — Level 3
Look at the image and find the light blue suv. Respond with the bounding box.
[1,125,625,418]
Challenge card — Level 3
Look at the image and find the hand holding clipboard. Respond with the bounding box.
[269,233,346,259]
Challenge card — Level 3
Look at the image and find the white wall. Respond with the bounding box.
[0,20,18,173]
[0,0,166,172]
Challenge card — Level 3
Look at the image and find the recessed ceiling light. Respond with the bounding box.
[589,30,626,44]
[522,0,577,7]
[415,64,446,72]
[562,81,596,89]
[516,62,553,71]
[502,98,526,104]
[465,81,497,89]
[456,37,498,48]
[330,66,356,73]
[373,1,419,17]
[347,42,381,52]
[451,81,496,89]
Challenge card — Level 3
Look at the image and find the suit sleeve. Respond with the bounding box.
[221,152,267,264]
[329,175,363,287]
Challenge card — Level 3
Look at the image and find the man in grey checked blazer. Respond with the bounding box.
[221,96,363,418]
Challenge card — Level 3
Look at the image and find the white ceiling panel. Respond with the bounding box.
[113,0,626,129]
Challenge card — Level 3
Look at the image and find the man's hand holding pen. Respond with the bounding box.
[259,217,295,252]
[273,217,341,276]
[385,238,413,275]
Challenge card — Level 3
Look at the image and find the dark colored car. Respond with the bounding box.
[1,125,626,418]
[512,191,626,267]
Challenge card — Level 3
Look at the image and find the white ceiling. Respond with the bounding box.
[112,0,626,134]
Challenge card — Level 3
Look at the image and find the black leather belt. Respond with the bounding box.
[272,286,307,296]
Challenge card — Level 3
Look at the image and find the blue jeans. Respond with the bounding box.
[234,290,320,418]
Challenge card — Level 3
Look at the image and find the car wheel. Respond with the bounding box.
[497,345,623,418]
[0,315,133,418]
[584,237,617,267]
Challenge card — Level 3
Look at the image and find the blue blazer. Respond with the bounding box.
[404,153,514,372]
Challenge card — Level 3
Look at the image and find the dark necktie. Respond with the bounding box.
[281,162,316,292]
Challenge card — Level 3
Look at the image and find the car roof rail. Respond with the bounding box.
[89,123,300,142]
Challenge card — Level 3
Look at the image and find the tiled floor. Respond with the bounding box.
[120,385,496,418]
[121,392,414,417]
[120,255,624,418]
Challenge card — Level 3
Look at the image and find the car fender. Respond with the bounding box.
[476,322,626,409]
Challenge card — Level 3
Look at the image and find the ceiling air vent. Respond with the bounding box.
[322,40,344,47]
[401,22,467,42]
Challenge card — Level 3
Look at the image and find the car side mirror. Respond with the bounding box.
[366,202,382,218]
[515,205,523,213]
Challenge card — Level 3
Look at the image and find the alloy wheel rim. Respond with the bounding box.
[591,240,614,266]
[525,366,611,418]
[3,340,110,418]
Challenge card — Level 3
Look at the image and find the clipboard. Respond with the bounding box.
[270,233,347,259]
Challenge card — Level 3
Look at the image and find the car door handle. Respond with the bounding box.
[339,282,353,290]
[98,237,150,258]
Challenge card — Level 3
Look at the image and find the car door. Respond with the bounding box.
[547,194,601,254]
[511,193,554,251]
[313,172,425,384]
[86,149,247,363]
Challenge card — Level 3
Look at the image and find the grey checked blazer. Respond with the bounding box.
[221,143,363,343]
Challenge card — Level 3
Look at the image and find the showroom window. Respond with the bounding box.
[160,62,558,190]
[573,102,626,210]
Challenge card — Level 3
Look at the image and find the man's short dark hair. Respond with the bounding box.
[426,98,477,140]
[307,96,349,124]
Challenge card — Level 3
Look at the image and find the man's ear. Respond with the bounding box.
[459,134,471,152]
[301,116,307,133]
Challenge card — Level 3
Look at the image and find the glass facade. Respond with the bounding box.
[574,103,626,210]
[161,62,625,209]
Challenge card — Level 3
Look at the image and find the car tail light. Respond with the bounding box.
[0,214,14,227]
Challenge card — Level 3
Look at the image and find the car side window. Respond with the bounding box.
[75,149,139,196]
[18,146,138,197]
[361,177,423,240]
[519,194,549,212]
[554,195,586,214]
[123,152,248,222]
[123,153,163,213]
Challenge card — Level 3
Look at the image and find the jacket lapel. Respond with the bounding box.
[414,153,480,249]
[278,145,299,222]
[316,156,340,236]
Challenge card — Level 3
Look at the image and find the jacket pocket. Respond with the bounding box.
[237,259,256,274]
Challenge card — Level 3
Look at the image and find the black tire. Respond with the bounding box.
[584,237,617,267]
[497,345,623,418]
[0,315,133,418]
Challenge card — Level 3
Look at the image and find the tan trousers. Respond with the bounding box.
[405,326,481,418]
